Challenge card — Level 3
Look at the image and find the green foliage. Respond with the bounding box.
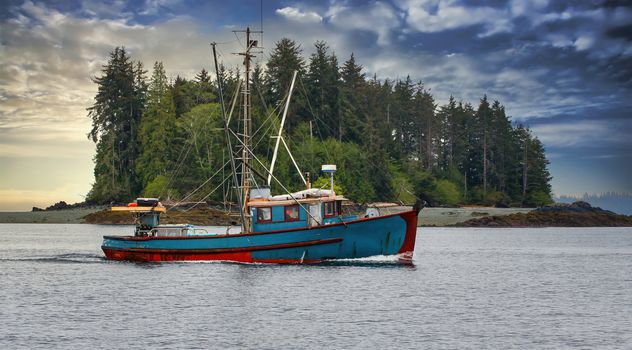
[87,41,553,208]
[312,176,344,195]
[170,103,225,199]
[432,179,461,206]
[142,175,180,199]
[526,190,554,207]
[136,61,177,189]
[86,47,146,203]
[391,168,416,205]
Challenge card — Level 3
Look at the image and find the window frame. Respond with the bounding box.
[284,204,301,222]
[256,207,272,223]
[324,201,335,218]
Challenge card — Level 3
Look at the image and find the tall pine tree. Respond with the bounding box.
[87,47,145,203]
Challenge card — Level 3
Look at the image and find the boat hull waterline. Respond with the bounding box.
[102,211,418,263]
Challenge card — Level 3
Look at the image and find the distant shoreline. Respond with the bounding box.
[2,202,629,227]
[0,207,535,226]
[0,208,102,224]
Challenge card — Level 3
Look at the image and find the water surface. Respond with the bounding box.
[1,225,631,349]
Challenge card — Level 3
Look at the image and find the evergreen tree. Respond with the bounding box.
[466,95,492,202]
[172,76,194,118]
[411,84,436,170]
[264,38,306,129]
[136,62,178,195]
[87,47,145,203]
[193,68,216,105]
[340,53,367,144]
[520,128,553,206]
[305,41,341,139]
[85,42,553,208]
[391,77,415,157]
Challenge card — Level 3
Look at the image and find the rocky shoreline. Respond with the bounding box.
[458,201,632,227]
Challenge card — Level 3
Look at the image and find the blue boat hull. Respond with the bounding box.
[102,211,418,263]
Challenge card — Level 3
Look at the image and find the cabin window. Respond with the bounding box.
[324,201,335,218]
[284,205,300,221]
[336,201,343,215]
[257,207,272,223]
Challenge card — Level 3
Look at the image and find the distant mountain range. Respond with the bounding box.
[555,192,632,215]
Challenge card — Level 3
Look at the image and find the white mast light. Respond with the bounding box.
[321,164,337,195]
[321,164,337,173]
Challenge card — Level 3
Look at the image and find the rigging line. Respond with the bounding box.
[296,75,332,161]
[160,75,233,199]
[160,102,220,200]
[229,128,323,226]
[250,76,275,132]
[213,39,240,46]
[249,92,281,143]
[401,185,424,203]
[213,42,246,231]
[183,174,232,212]
[251,103,282,151]
[167,159,231,212]
[161,139,194,198]
[253,113,279,151]
[162,46,244,200]
[294,75,395,180]
[233,31,245,50]
[295,73,348,142]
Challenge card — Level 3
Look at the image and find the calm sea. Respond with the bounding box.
[1,225,631,349]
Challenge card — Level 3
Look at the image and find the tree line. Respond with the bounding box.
[86,40,552,207]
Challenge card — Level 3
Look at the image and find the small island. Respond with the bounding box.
[458,201,632,227]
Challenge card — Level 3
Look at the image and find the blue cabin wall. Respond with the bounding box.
[251,200,353,232]
[251,205,308,232]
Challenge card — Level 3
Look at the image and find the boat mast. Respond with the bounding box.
[235,27,260,233]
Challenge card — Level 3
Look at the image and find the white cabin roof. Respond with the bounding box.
[248,195,347,207]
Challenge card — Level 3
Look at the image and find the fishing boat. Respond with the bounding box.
[101,28,423,263]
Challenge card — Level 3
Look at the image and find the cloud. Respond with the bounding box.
[326,1,401,46]
[399,0,512,37]
[0,1,238,210]
[530,121,627,148]
[80,0,131,19]
[276,6,323,23]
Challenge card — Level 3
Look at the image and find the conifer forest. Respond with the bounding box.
[86,40,552,208]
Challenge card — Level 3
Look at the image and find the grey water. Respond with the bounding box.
[1,225,631,349]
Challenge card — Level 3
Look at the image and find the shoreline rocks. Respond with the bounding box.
[457,201,632,227]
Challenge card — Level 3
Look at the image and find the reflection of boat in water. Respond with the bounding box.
[101,28,423,264]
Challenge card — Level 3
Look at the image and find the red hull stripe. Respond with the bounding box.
[102,237,343,255]
[102,248,324,263]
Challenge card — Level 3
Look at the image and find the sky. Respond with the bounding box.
[1,0,631,211]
